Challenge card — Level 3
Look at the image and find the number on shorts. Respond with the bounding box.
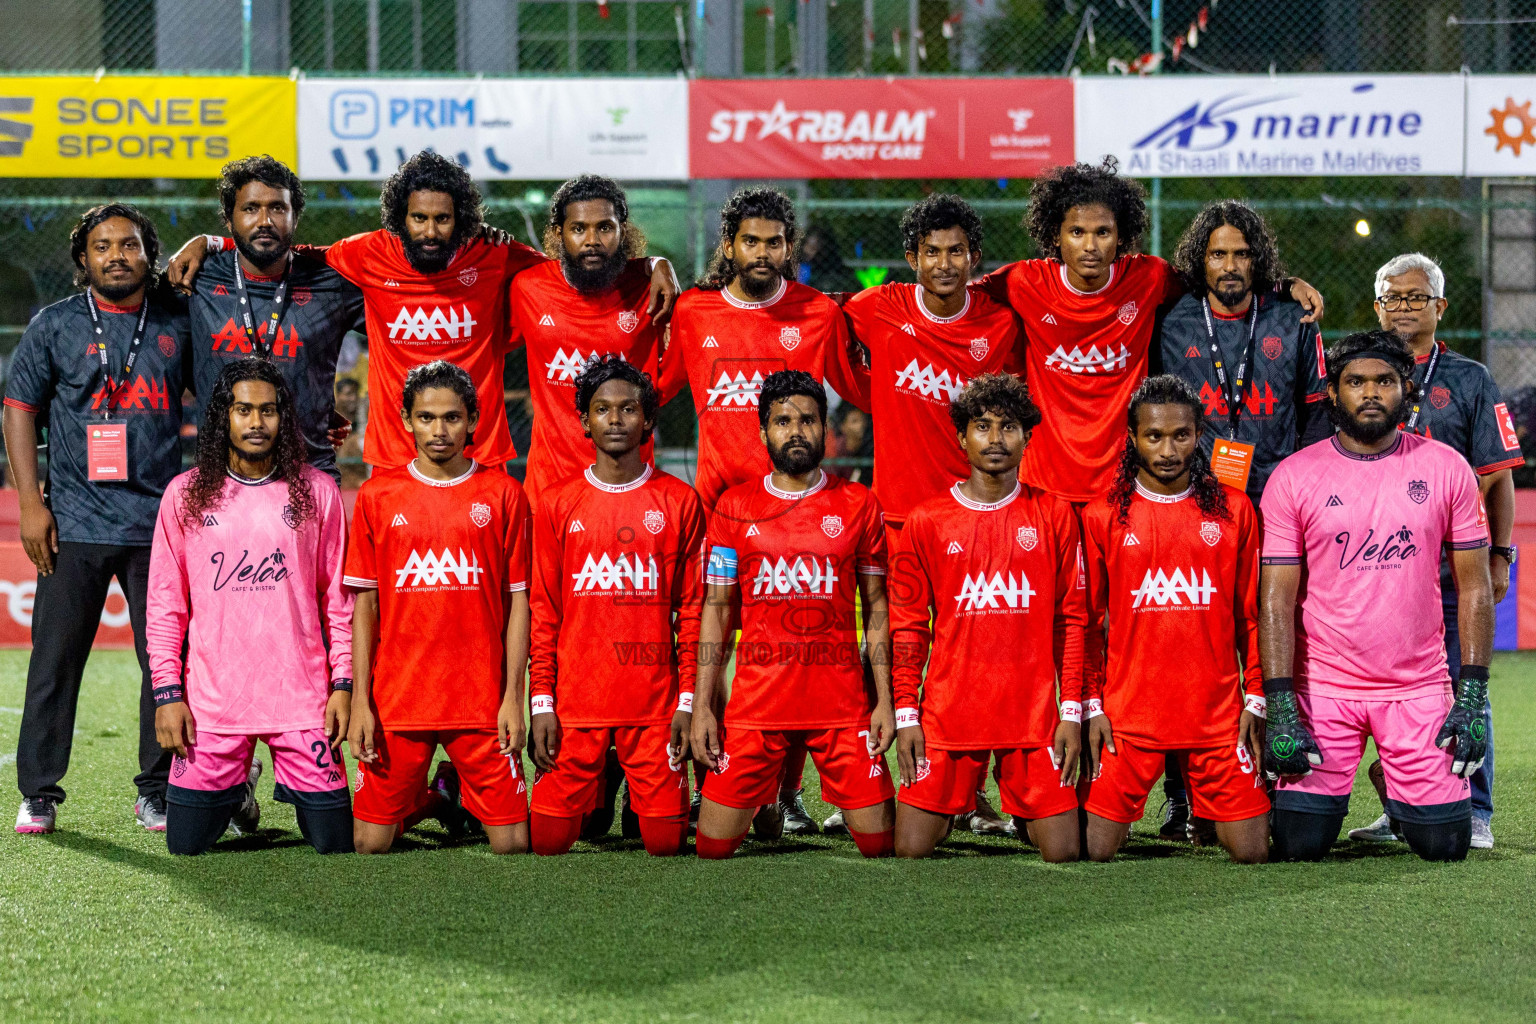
[311,739,331,769]
[1235,743,1254,775]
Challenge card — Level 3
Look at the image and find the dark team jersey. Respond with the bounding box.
[1156,292,1330,503]
[187,250,365,469]
[1406,343,1523,476]
[4,290,189,546]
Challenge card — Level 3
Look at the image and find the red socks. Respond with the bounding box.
[530,813,583,856]
[638,814,689,857]
[695,830,747,860]
[849,827,896,859]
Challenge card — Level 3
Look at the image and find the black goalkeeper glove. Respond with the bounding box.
[1262,678,1323,781]
[1436,666,1490,778]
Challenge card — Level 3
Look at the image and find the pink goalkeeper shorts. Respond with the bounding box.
[169,728,347,801]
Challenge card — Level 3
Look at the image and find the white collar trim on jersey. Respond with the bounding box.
[1135,479,1192,504]
[409,458,479,488]
[585,463,654,493]
[1058,260,1116,296]
[764,468,827,500]
[915,284,971,324]
[227,467,277,486]
[950,480,1020,511]
[721,277,788,310]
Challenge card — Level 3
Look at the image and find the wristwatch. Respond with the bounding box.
[1491,545,1518,565]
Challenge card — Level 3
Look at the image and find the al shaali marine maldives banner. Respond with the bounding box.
[1074,75,1465,177]
[297,77,688,181]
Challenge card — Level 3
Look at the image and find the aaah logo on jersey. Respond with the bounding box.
[1131,567,1216,609]
[643,509,666,535]
[753,556,838,596]
[706,370,764,407]
[470,502,492,527]
[395,548,485,589]
[780,326,802,351]
[571,552,660,592]
[387,305,476,342]
[955,571,1035,611]
[1016,526,1038,551]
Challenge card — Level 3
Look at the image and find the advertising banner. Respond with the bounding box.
[689,77,1073,179]
[1466,76,1536,177]
[298,77,689,180]
[1075,75,1465,177]
[0,543,134,648]
[0,76,295,178]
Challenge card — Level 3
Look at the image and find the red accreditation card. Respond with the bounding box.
[1210,439,1254,492]
[86,423,128,482]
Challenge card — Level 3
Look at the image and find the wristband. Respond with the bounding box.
[204,234,225,252]
[1459,665,1490,684]
[329,677,353,693]
[1059,701,1083,723]
[895,706,920,729]
[152,685,184,708]
[1085,698,1105,720]
[676,691,694,713]
[529,695,555,716]
[1244,694,1267,719]
[1261,676,1294,697]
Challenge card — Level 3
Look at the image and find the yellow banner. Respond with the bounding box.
[0,76,296,178]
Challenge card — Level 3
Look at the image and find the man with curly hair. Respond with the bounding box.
[978,160,1324,506]
[1079,375,1269,863]
[7,204,188,835]
[146,359,354,855]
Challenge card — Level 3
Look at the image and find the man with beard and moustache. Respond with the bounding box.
[6,205,188,835]
[169,151,680,474]
[508,175,665,510]
[147,359,354,855]
[1151,200,1331,841]
[1258,331,1494,863]
[691,371,896,859]
[1348,253,1518,851]
[177,156,365,480]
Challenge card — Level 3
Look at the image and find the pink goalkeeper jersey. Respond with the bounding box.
[1259,432,1488,700]
[147,466,353,733]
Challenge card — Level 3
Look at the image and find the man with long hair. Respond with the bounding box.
[6,204,188,835]
[147,359,354,855]
[1080,375,1269,863]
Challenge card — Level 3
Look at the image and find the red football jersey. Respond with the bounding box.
[1080,481,1261,750]
[507,260,662,509]
[344,461,532,730]
[843,283,1023,524]
[705,472,886,730]
[322,231,547,470]
[978,255,1183,502]
[657,280,865,512]
[529,465,706,728]
[890,482,1084,750]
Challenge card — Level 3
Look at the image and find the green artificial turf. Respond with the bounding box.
[0,649,1532,1023]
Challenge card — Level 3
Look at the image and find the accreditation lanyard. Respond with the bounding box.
[1201,296,1260,441]
[232,253,292,359]
[85,290,150,420]
[1404,343,1442,433]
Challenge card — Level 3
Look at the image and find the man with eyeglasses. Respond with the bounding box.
[1347,252,1519,851]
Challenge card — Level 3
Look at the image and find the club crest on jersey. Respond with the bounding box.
[969,336,990,361]
[780,326,802,351]
[1430,386,1451,409]
[157,334,176,357]
[292,288,312,307]
[617,310,640,334]
[354,768,365,792]
[643,509,665,535]
[821,514,844,538]
[1200,520,1222,546]
[914,757,932,782]
[1262,335,1282,360]
[470,502,492,528]
[1117,300,1138,326]
[458,266,479,287]
[1408,479,1430,504]
[713,752,731,775]
[1017,526,1038,551]
[281,504,298,529]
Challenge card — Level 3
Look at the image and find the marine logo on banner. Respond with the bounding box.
[157,334,176,357]
[643,509,665,535]
[821,514,844,538]
[617,310,640,334]
[1200,520,1222,546]
[292,288,312,307]
[1262,335,1282,360]
[1017,526,1038,551]
[1117,301,1138,326]
[969,336,990,361]
[780,326,802,351]
[1430,386,1451,409]
[1408,479,1430,505]
[470,502,493,527]
[458,266,479,288]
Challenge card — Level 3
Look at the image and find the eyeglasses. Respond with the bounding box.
[1376,293,1440,311]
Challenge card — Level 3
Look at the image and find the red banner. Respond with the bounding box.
[689,78,1074,179]
[0,542,136,648]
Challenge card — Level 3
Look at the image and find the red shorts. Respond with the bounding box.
[532,724,689,819]
[352,729,528,827]
[1086,737,1270,824]
[704,726,894,811]
[899,747,1078,820]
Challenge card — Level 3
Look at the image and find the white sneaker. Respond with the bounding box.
[1347,813,1403,843]
[227,758,263,837]
[821,809,847,834]
[134,794,167,831]
[1471,817,1494,850]
[15,797,56,834]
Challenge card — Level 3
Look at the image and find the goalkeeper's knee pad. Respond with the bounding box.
[1270,809,1344,861]
[1400,818,1470,862]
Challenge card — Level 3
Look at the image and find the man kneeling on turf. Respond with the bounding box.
[148,359,354,854]
[345,360,533,854]
[527,356,705,856]
[888,374,1086,860]
[1080,375,1269,863]
[691,371,897,859]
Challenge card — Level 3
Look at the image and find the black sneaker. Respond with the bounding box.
[430,761,479,838]
[688,791,702,835]
[1158,796,1191,840]
[581,748,624,841]
[752,800,785,841]
[779,789,819,835]
[1188,815,1218,846]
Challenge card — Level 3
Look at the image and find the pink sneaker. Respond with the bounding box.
[15,797,57,834]
[134,794,167,831]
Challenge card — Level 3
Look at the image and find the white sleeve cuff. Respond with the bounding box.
[1085,698,1105,720]
[895,706,920,730]
[676,692,694,713]
[1059,701,1083,723]
[529,695,555,716]
[204,234,225,252]
[1244,694,1267,719]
